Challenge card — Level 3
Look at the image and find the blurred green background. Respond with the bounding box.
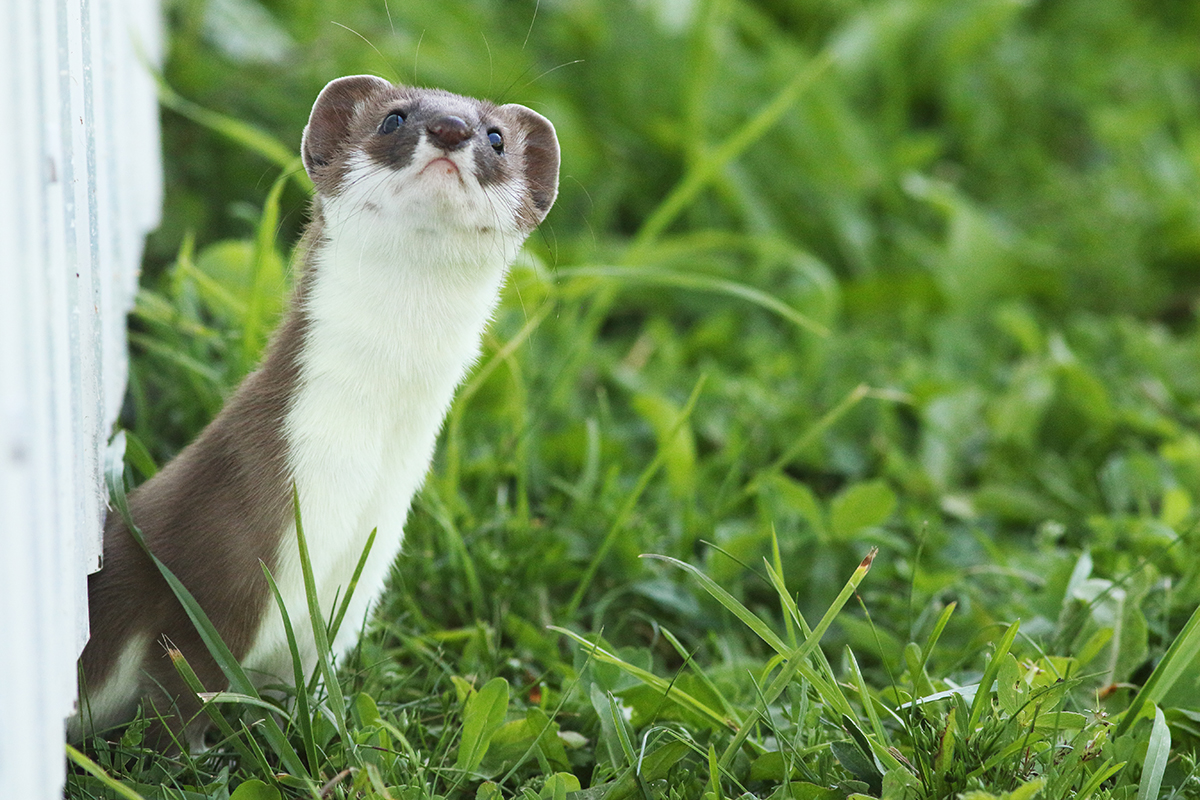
[131,0,1200,744]
[153,0,1200,310]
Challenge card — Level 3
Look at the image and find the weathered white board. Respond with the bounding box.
[0,0,163,796]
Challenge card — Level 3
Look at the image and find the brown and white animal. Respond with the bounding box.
[71,75,559,743]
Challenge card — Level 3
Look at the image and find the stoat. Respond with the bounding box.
[71,75,559,744]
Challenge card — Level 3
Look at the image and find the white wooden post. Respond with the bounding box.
[0,0,163,796]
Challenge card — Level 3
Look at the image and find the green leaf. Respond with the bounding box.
[229,780,282,800]
[961,779,1046,800]
[996,653,1023,715]
[476,783,502,800]
[540,772,581,799]
[1008,780,1047,800]
[632,392,698,498]
[484,708,569,771]
[757,475,827,540]
[766,782,843,800]
[190,239,255,321]
[456,677,511,772]
[831,740,883,796]
[751,751,791,782]
[355,692,383,728]
[829,480,896,539]
[881,767,922,800]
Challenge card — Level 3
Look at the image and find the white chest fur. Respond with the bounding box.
[241,157,522,682]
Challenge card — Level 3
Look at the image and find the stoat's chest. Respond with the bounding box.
[242,225,512,679]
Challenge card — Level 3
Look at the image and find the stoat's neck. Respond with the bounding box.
[311,214,513,331]
[288,203,519,472]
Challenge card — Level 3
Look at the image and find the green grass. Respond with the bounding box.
[69,0,1200,797]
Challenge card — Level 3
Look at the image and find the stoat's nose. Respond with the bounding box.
[427,115,472,150]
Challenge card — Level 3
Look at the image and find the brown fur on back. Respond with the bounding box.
[77,226,319,735]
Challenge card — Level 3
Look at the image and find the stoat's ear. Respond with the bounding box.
[500,104,560,230]
[301,75,394,181]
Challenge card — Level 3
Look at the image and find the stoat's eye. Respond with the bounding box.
[487,129,504,154]
[380,112,405,134]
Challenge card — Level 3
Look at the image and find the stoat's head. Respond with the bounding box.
[301,75,559,238]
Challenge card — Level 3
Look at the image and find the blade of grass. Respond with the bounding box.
[120,431,159,480]
[630,49,834,252]
[152,72,311,191]
[291,485,357,762]
[717,548,878,769]
[260,563,319,772]
[606,692,639,768]
[174,257,248,320]
[326,527,377,645]
[65,745,147,800]
[566,740,691,800]
[556,265,827,337]
[761,383,871,479]
[707,743,723,800]
[967,620,1020,732]
[659,627,739,722]
[550,627,737,732]
[1136,706,1170,800]
[1116,601,1200,736]
[920,602,957,672]
[443,300,553,507]
[238,722,279,792]
[643,555,788,655]
[611,693,654,800]
[644,551,859,725]
[1077,759,1126,800]
[416,492,484,622]
[167,645,265,770]
[761,555,849,713]
[127,332,223,385]
[243,166,293,367]
[769,529,796,648]
[844,648,887,748]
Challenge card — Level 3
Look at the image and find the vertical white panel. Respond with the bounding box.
[0,0,163,796]
[0,3,47,798]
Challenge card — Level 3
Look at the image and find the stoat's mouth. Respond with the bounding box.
[420,156,462,179]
